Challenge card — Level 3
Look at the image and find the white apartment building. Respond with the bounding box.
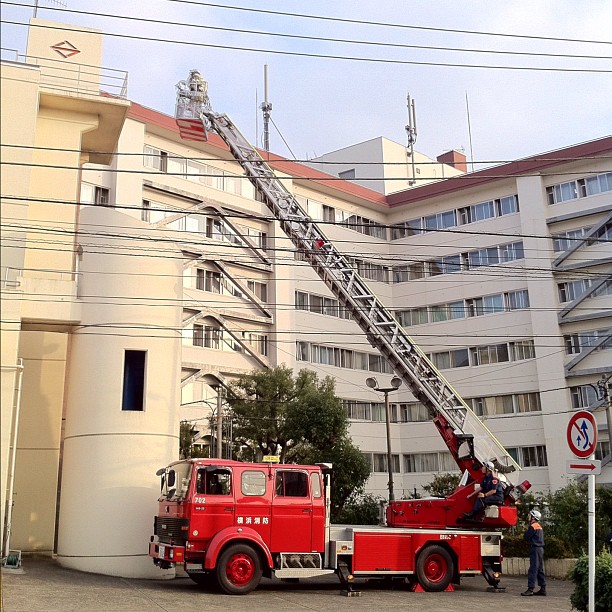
[87,104,611,501]
[306,136,466,195]
[1,18,610,578]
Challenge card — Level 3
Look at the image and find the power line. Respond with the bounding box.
[3,19,611,73]
[3,195,612,246]
[5,2,611,62]
[3,143,612,167]
[3,160,612,181]
[160,0,612,47]
[5,231,611,286]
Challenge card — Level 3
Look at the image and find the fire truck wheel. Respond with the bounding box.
[216,544,262,595]
[416,545,454,592]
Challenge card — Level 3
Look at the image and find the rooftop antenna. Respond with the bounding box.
[33,0,67,18]
[405,93,418,186]
[465,91,475,172]
[260,64,272,152]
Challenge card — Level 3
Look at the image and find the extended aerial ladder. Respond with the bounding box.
[174,71,529,527]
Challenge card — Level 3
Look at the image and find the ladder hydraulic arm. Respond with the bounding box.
[175,70,522,487]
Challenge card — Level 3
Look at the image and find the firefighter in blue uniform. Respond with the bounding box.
[463,461,504,519]
[521,509,546,596]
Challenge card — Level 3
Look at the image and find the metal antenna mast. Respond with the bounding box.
[260,65,272,152]
[405,93,418,186]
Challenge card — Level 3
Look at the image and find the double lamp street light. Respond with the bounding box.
[366,376,402,503]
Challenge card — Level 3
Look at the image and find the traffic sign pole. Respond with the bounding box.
[566,410,598,612]
[588,457,595,612]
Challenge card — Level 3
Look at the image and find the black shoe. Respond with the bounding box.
[463,512,474,519]
[521,589,534,597]
[534,589,546,596]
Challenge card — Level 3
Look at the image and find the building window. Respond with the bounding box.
[547,172,612,204]
[342,214,387,239]
[122,350,146,411]
[506,446,548,467]
[248,280,268,302]
[403,452,457,473]
[193,324,204,347]
[510,340,536,360]
[564,329,612,354]
[552,227,591,252]
[144,145,168,172]
[141,199,151,222]
[570,385,600,408]
[558,279,593,303]
[205,271,222,294]
[400,402,429,422]
[522,445,548,468]
[204,326,221,350]
[506,289,530,310]
[373,453,400,473]
[81,183,110,206]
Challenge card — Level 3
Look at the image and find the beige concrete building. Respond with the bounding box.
[2,19,610,577]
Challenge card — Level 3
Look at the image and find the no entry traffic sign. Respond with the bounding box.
[567,411,598,458]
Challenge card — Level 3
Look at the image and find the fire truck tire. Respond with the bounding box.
[216,544,262,595]
[187,572,217,590]
[416,545,454,592]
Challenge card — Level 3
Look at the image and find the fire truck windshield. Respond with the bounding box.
[158,462,192,501]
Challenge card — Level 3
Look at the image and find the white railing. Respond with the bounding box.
[1,48,128,99]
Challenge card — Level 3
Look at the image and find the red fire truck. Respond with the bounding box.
[150,459,511,594]
[148,71,531,594]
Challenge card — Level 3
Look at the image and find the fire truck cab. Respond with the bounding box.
[149,459,505,595]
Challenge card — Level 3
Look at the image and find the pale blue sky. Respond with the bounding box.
[2,0,611,167]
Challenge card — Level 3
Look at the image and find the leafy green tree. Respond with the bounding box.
[227,365,296,462]
[422,472,461,498]
[226,366,370,517]
[337,494,383,525]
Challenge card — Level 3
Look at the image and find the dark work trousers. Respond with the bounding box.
[527,546,545,589]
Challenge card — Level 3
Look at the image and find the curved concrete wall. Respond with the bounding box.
[57,206,182,577]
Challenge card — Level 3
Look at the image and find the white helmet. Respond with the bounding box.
[529,510,541,521]
[484,461,494,470]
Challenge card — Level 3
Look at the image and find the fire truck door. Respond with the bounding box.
[271,470,312,552]
[191,467,234,538]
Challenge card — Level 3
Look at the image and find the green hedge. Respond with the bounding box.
[569,551,612,612]
[502,534,571,560]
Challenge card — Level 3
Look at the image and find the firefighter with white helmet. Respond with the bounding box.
[522,509,546,596]
[463,460,504,520]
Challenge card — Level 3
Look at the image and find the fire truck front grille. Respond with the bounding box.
[154,517,189,544]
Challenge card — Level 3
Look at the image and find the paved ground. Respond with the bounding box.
[1,556,574,612]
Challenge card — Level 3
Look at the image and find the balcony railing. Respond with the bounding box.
[1,47,128,99]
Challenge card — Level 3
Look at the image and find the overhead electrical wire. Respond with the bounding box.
[161,0,612,47]
[3,18,611,73]
[3,195,612,248]
[3,144,612,167]
[3,2,611,62]
[3,160,612,181]
[4,232,611,286]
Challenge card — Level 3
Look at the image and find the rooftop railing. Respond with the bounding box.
[1,47,128,99]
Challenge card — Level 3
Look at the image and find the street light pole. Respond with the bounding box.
[366,376,402,503]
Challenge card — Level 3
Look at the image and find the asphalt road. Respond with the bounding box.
[1,556,575,612]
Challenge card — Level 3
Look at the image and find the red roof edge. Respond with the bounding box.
[387,136,612,207]
[127,102,386,206]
